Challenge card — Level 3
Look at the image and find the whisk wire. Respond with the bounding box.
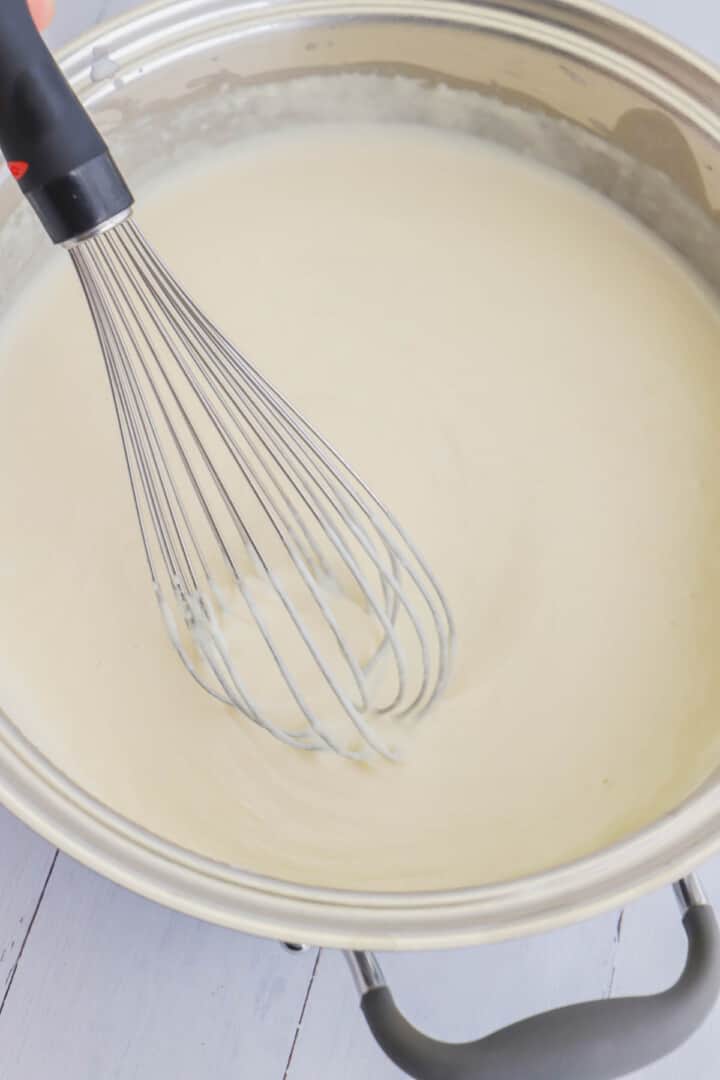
[102,233,403,757]
[71,217,455,760]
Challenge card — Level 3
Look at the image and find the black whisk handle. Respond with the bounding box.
[0,0,133,243]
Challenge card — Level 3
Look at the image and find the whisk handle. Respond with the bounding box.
[0,0,133,244]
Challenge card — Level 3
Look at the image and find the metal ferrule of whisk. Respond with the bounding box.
[0,0,454,760]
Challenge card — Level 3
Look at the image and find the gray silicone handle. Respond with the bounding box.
[349,879,720,1080]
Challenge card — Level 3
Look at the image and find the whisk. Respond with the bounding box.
[0,1,454,760]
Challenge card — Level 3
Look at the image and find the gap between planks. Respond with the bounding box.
[0,849,59,1015]
[283,950,323,1079]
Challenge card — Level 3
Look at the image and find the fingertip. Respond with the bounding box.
[29,0,55,31]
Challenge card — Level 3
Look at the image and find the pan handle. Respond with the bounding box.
[346,876,720,1080]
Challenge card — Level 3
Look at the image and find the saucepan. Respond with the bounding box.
[2,2,720,1076]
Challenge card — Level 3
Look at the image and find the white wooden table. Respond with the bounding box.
[2,2,720,1077]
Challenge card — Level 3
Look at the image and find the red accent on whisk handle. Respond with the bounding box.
[0,0,133,243]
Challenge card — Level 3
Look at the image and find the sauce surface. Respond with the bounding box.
[2,124,720,890]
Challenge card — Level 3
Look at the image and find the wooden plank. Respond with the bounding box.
[287,911,622,1078]
[0,855,317,1080]
[46,0,108,48]
[609,853,720,1079]
[0,808,56,1005]
[605,0,720,60]
[45,0,151,48]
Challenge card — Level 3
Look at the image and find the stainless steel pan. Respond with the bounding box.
[2,2,720,1075]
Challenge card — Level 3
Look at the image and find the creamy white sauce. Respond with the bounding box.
[2,123,720,891]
